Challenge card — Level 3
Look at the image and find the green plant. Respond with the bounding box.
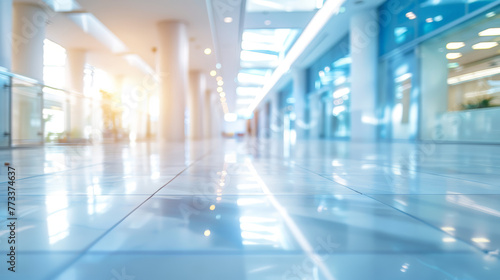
[462,96,497,110]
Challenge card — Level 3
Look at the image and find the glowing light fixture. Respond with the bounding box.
[472,42,499,49]
[204,229,211,237]
[210,205,216,211]
[446,53,462,60]
[479,28,500,36]
[406,12,416,20]
[217,80,224,86]
[217,87,223,92]
[210,70,217,76]
[446,42,465,50]
[224,17,233,23]
[448,65,500,85]
[204,48,212,55]
[471,237,490,243]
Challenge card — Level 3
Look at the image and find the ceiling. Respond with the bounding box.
[13,0,388,115]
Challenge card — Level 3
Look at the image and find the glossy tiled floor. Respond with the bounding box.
[0,139,499,279]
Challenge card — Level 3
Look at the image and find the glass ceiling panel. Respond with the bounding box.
[240,29,300,69]
[246,0,326,12]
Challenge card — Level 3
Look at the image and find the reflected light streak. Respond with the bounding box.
[246,161,336,280]
[446,195,500,218]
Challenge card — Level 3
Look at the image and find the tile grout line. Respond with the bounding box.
[44,148,216,280]
[294,163,500,259]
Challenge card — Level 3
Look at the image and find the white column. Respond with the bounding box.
[420,43,448,140]
[270,93,281,139]
[157,21,189,142]
[203,89,213,139]
[211,92,222,138]
[292,68,307,139]
[188,71,205,140]
[66,49,86,138]
[12,3,48,81]
[0,0,12,70]
[350,8,379,141]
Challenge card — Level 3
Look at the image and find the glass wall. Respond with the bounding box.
[11,79,44,145]
[0,72,11,147]
[379,49,419,140]
[379,0,498,56]
[420,5,500,142]
[307,35,351,139]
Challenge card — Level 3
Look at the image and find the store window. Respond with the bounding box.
[380,0,498,55]
[420,5,500,142]
[306,36,351,139]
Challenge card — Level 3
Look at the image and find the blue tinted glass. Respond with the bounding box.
[379,0,417,55]
[468,0,497,13]
[417,0,466,36]
[307,36,350,93]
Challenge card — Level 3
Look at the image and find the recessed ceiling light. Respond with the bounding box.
[204,48,212,55]
[442,237,456,243]
[217,80,224,86]
[217,87,223,92]
[446,53,462,59]
[472,42,499,49]
[405,12,416,20]
[210,70,217,77]
[224,17,233,23]
[216,63,222,69]
[216,76,223,82]
[479,28,500,36]
[426,17,433,23]
[486,12,496,18]
[471,237,490,243]
[446,42,465,50]
[219,92,225,98]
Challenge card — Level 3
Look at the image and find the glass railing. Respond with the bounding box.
[0,68,101,147]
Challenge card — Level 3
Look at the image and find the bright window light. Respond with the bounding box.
[472,42,499,49]
[240,50,278,62]
[479,28,500,36]
[238,72,267,85]
[446,42,465,50]
[43,39,66,88]
[237,99,254,105]
[224,113,238,122]
[237,87,262,96]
